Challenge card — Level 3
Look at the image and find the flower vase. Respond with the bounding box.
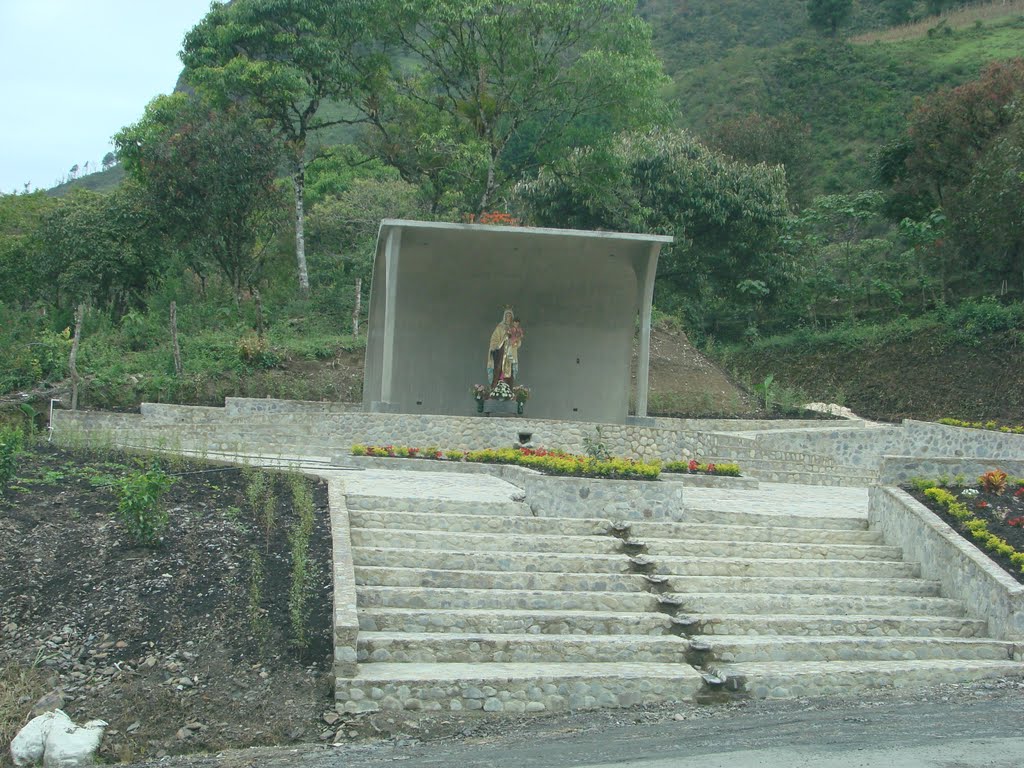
[516,402,524,415]
[476,399,484,413]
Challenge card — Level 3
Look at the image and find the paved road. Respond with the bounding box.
[328,698,1024,768]
[136,685,1024,768]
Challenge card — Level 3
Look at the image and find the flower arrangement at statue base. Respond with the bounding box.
[662,458,742,477]
[351,444,659,480]
[472,382,530,414]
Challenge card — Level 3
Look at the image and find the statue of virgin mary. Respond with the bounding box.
[486,309,523,388]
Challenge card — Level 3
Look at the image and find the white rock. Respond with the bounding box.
[10,710,72,767]
[42,718,107,768]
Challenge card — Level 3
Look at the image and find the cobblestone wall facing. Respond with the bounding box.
[868,487,1024,641]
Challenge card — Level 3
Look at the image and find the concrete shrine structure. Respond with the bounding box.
[362,220,673,423]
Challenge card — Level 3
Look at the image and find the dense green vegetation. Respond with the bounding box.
[2,0,1024,420]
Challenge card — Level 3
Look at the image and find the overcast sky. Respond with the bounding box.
[0,0,214,193]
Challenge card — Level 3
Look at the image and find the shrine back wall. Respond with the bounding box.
[363,223,657,423]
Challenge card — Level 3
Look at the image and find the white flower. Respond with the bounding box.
[961,488,979,498]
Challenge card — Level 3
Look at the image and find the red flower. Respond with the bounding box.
[688,459,699,471]
[1008,516,1024,528]
[706,463,716,473]
[977,501,990,509]
[1015,487,1024,497]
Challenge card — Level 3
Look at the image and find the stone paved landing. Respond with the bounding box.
[675,482,868,520]
[339,468,522,503]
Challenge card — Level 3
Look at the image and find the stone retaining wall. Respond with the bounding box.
[868,487,1024,641]
[902,420,1024,460]
[50,403,1024,487]
[878,457,1024,485]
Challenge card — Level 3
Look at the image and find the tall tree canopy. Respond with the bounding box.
[881,59,1024,295]
[807,0,853,37]
[115,94,287,302]
[364,0,669,213]
[0,191,57,307]
[38,186,166,314]
[180,0,388,296]
[516,128,790,328]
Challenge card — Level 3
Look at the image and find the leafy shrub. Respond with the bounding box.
[663,458,742,477]
[236,334,281,369]
[938,417,1024,434]
[923,487,957,506]
[979,470,1008,495]
[352,444,661,480]
[910,477,938,491]
[113,467,174,546]
[245,469,277,553]
[582,427,612,461]
[287,474,315,655]
[919,477,1022,571]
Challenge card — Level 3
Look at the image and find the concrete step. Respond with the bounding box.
[696,635,1014,664]
[345,496,530,517]
[666,574,940,596]
[357,632,691,664]
[704,659,1024,699]
[335,662,705,714]
[354,566,939,598]
[352,547,632,574]
[683,613,987,639]
[350,528,623,555]
[651,555,918,580]
[354,566,649,593]
[349,509,614,537]
[666,507,867,531]
[357,586,660,613]
[642,538,902,562]
[628,520,884,546]
[669,592,965,618]
[357,608,675,636]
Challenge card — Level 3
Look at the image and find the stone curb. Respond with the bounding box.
[328,478,360,678]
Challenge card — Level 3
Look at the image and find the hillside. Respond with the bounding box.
[672,13,1024,194]
[18,311,1023,427]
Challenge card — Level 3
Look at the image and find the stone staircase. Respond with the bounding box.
[335,488,1022,713]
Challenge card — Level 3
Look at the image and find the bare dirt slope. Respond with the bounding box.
[641,324,757,417]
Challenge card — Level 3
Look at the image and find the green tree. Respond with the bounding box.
[516,128,790,332]
[883,0,915,24]
[180,0,388,296]
[882,60,1024,296]
[807,0,853,37]
[955,106,1024,295]
[38,186,166,313]
[705,111,813,205]
[0,191,58,307]
[890,59,1024,209]
[366,0,669,214]
[792,191,902,321]
[115,94,288,303]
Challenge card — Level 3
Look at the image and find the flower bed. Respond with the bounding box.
[662,458,742,477]
[937,417,1024,435]
[351,444,661,480]
[907,470,1024,582]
